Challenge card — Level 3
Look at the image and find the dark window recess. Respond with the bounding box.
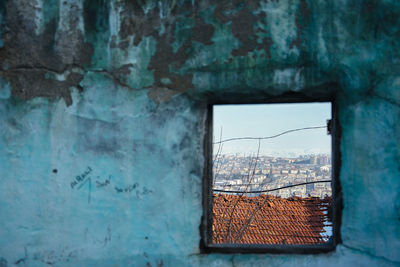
[201,99,342,253]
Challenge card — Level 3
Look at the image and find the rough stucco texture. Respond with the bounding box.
[0,0,400,266]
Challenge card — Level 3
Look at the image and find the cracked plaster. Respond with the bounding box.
[0,0,399,266]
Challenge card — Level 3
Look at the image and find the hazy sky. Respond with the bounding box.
[213,103,331,157]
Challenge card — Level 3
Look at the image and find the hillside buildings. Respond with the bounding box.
[213,154,332,198]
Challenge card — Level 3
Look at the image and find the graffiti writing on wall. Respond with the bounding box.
[115,183,153,198]
[71,166,153,203]
[70,166,92,189]
[115,183,139,193]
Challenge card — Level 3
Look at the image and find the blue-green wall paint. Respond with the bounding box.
[0,0,399,266]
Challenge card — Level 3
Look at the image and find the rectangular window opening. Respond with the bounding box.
[202,101,341,253]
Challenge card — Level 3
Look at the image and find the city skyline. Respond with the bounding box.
[213,153,332,198]
[213,103,331,157]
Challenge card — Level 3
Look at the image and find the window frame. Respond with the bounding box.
[200,93,342,254]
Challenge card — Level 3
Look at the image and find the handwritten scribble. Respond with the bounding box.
[71,168,153,201]
[70,166,92,189]
[77,177,92,203]
[96,176,112,188]
[115,183,139,193]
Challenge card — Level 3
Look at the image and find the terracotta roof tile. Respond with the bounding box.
[212,194,332,245]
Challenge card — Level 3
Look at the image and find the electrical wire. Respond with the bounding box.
[213,180,331,194]
[213,126,327,144]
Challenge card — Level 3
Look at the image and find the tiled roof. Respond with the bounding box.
[212,194,332,245]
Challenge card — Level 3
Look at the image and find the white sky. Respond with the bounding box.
[213,103,331,157]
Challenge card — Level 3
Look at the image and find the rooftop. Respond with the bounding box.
[212,194,332,245]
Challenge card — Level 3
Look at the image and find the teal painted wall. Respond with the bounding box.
[0,0,399,266]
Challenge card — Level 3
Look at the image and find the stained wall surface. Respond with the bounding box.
[0,0,399,266]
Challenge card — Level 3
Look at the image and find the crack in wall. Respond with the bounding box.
[89,68,135,91]
[230,255,237,267]
[341,244,399,265]
[373,93,400,108]
[0,63,140,104]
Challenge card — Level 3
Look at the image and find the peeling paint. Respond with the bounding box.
[259,0,299,60]
[0,0,400,266]
[0,77,10,99]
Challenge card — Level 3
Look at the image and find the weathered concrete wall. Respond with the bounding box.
[0,0,399,266]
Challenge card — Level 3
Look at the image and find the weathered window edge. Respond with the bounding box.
[200,92,343,254]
